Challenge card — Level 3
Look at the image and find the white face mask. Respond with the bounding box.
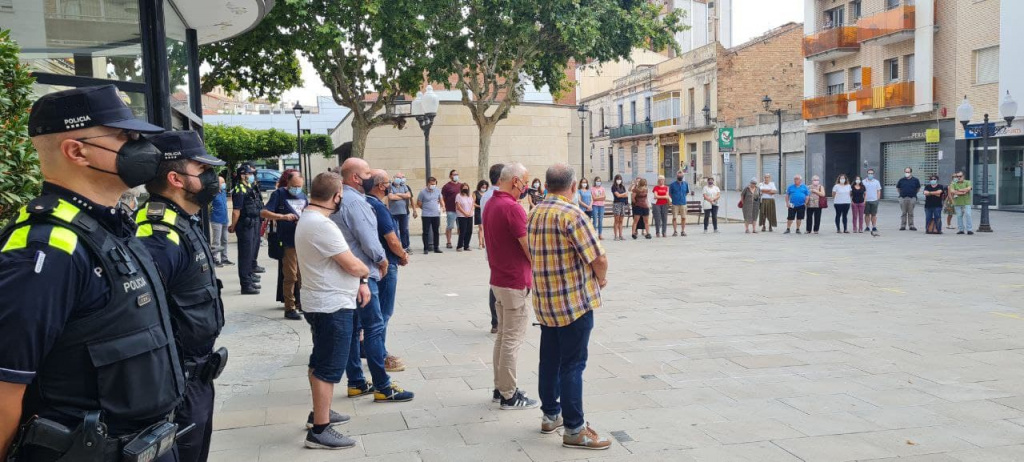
[840,178,847,184]
[428,184,436,191]
[595,181,602,187]
[855,179,862,184]
[905,172,912,178]
[615,179,622,185]
[813,180,820,185]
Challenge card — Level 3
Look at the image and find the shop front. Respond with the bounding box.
[808,119,957,200]
[965,120,1024,211]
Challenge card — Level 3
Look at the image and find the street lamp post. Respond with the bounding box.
[293,102,305,187]
[411,86,440,180]
[957,92,1017,233]
[762,95,783,189]
[577,103,588,175]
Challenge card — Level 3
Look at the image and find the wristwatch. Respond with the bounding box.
[359,277,368,285]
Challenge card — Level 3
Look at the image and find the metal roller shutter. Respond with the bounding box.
[784,153,805,188]
[762,154,780,188]
[740,154,757,186]
[882,140,937,200]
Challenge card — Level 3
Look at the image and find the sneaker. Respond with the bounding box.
[347,382,374,398]
[384,355,406,372]
[304,426,356,450]
[672,231,678,236]
[957,231,965,235]
[492,389,501,403]
[681,231,687,236]
[783,229,791,234]
[499,389,539,410]
[910,227,917,231]
[221,259,235,266]
[214,261,224,268]
[967,231,974,235]
[423,249,430,255]
[872,227,878,232]
[305,410,351,429]
[433,249,443,254]
[254,265,266,274]
[541,414,564,434]
[374,383,415,402]
[795,229,802,234]
[865,227,871,232]
[900,227,906,231]
[562,423,612,450]
[284,310,303,320]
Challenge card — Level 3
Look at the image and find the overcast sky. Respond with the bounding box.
[278,1,805,107]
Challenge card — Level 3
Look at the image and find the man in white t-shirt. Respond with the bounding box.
[294,172,370,451]
[862,168,883,233]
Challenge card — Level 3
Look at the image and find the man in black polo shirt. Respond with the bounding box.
[896,167,921,231]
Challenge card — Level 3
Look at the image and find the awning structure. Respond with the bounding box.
[171,0,273,45]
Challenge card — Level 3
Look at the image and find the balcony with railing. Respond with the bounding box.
[850,81,915,112]
[609,121,653,140]
[803,26,860,61]
[857,5,915,45]
[803,93,850,120]
[679,114,715,133]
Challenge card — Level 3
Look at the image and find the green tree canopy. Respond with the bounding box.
[428,0,685,176]
[302,133,334,157]
[200,0,439,158]
[204,124,297,167]
[0,29,40,222]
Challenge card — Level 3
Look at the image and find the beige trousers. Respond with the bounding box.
[491,286,531,399]
[282,247,301,311]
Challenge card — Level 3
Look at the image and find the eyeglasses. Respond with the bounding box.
[76,129,142,142]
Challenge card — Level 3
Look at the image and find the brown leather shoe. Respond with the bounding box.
[384,355,406,372]
[562,423,611,450]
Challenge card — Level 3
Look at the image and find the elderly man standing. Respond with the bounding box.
[483,162,539,410]
[367,169,410,372]
[528,163,611,450]
[330,158,415,402]
[387,172,414,250]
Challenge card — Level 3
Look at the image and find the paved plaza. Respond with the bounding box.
[208,201,1024,462]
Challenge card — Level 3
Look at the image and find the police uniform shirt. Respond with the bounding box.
[232,182,258,219]
[0,183,128,384]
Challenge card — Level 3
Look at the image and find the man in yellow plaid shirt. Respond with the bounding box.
[527,163,610,450]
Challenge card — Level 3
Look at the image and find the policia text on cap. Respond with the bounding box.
[0,85,199,462]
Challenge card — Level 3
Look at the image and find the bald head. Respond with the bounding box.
[340,157,371,192]
[368,168,390,199]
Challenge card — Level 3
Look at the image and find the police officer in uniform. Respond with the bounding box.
[229,165,262,294]
[0,85,184,461]
[136,131,227,462]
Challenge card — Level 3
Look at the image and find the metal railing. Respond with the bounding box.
[803,26,860,57]
[857,5,915,43]
[802,93,849,119]
[849,81,915,112]
[609,121,653,139]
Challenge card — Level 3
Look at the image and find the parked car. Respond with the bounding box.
[255,168,281,192]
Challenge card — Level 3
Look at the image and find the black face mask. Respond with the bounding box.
[178,168,221,207]
[80,138,163,188]
[334,194,343,213]
[361,176,377,194]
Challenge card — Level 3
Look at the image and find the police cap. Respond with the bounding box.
[28,85,164,137]
[148,130,225,166]
[236,163,256,175]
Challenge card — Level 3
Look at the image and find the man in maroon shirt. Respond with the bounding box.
[441,169,462,249]
[482,162,539,410]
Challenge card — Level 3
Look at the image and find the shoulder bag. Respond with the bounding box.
[266,190,284,260]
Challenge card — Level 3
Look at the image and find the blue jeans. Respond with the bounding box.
[591,205,605,235]
[392,213,410,249]
[306,309,357,384]
[925,206,942,232]
[538,310,593,431]
[955,205,973,231]
[346,279,391,389]
[377,263,399,354]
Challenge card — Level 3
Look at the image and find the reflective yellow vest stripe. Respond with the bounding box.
[136,223,180,245]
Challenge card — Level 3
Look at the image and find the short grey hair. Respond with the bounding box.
[499,161,526,183]
[545,163,576,193]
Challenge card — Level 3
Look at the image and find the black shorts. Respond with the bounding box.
[632,206,649,217]
[787,205,806,220]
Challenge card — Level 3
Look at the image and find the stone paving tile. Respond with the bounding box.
[697,418,805,444]
[685,441,806,462]
[420,441,533,462]
[779,393,880,415]
[940,420,1024,448]
[773,434,897,462]
[854,427,979,457]
[780,411,883,437]
[361,426,466,456]
[948,445,1024,462]
[925,399,1024,422]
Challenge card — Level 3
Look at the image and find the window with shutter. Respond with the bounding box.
[885,58,900,82]
[974,46,999,84]
[850,67,863,90]
[825,71,845,95]
[906,54,915,82]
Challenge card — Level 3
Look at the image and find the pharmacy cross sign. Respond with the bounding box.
[718,127,734,151]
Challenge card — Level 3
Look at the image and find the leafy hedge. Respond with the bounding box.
[0,29,40,222]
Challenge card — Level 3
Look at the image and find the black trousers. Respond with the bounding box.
[489,289,497,328]
[806,208,822,232]
[457,216,473,250]
[236,222,256,287]
[422,216,440,251]
[703,206,719,230]
[175,379,214,462]
[834,203,850,231]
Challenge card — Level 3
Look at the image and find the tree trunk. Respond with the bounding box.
[350,116,370,159]
[477,121,496,181]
